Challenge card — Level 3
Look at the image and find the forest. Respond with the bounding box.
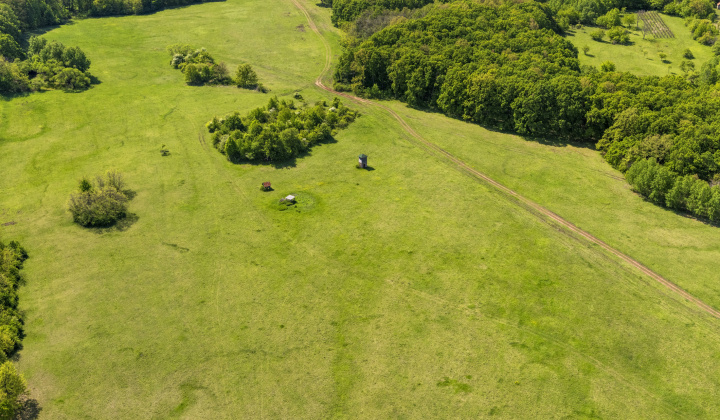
[334,0,720,221]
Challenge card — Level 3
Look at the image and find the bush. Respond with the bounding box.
[600,61,616,72]
[683,48,695,59]
[596,8,621,29]
[607,26,630,44]
[0,361,28,419]
[68,171,131,227]
[49,67,91,90]
[235,63,259,89]
[590,29,605,41]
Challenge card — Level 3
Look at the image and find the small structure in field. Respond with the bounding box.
[358,154,368,168]
[280,195,296,204]
[262,182,272,191]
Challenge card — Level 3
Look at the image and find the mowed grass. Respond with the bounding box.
[3,0,720,418]
[566,14,714,76]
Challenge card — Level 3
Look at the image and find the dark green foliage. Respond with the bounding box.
[0,361,28,420]
[0,240,28,362]
[68,171,131,227]
[235,63,259,89]
[0,36,94,94]
[330,0,448,26]
[683,48,695,59]
[166,45,233,86]
[0,240,29,419]
[607,26,630,44]
[595,8,621,29]
[686,18,718,45]
[208,97,358,162]
[626,158,720,221]
[336,0,720,186]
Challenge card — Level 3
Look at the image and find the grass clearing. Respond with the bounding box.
[566,14,713,76]
[2,0,720,418]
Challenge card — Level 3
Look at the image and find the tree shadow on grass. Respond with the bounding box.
[16,397,42,420]
[231,136,340,170]
[90,213,139,234]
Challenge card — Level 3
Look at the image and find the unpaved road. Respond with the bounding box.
[289,0,720,320]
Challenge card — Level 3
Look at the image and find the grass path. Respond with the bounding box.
[290,0,720,320]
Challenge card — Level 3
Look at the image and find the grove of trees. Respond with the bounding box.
[167,45,264,90]
[207,96,358,162]
[0,36,93,93]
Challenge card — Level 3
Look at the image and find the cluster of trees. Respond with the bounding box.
[335,1,720,187]
[68,171,131,227]
[0,240,30,418]
[207,96,358,162]
[0,36,93,93]
[626,158,720,221]
[167,44,264,90]
[323,0,447,26]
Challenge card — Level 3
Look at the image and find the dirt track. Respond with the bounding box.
[289,0,720,320]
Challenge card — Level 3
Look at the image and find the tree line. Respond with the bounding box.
[207,96,359,162]
[0,240,30,418]
[334,1,720,220]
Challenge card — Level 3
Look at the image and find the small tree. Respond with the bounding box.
[582,45,590,55]
[235,64,258,89]
[658,52,667,62]
[590,29,605,41]
[683,48,695,59]
[600,61,616,72]
[0,361,28,419]
[622,14,636,28]
[608,26,630,44]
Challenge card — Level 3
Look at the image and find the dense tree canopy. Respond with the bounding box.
[334,0,720,222]
[207,97,358,162]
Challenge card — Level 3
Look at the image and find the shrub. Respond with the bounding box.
[582,45,590,55]
[235,64,259,89]
[49,67,91,90]
[683,48,695,59]
[0,361,28,419]
[596,8,621,29]
[68,171,131,227]
[600,61,616,72]
[590,29,605,41]
[607,26,630,44]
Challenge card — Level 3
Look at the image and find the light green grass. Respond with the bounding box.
[566,14,714,76]
[3,0,720,418]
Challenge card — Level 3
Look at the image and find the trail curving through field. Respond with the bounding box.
[289,0,720,320]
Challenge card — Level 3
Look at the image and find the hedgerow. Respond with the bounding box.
[207,96,358,162]
[0,240,30,418]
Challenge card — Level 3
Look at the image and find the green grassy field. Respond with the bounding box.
[566,14,714,76]
[3,0,720,418]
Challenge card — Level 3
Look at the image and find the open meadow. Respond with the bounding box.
[566,13,714,76]
[3,0,720,418]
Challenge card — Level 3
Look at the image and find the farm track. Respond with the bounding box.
[289,0,720,320]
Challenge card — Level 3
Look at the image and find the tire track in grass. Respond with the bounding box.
[287,1,699,417]
[289,0,720,321]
